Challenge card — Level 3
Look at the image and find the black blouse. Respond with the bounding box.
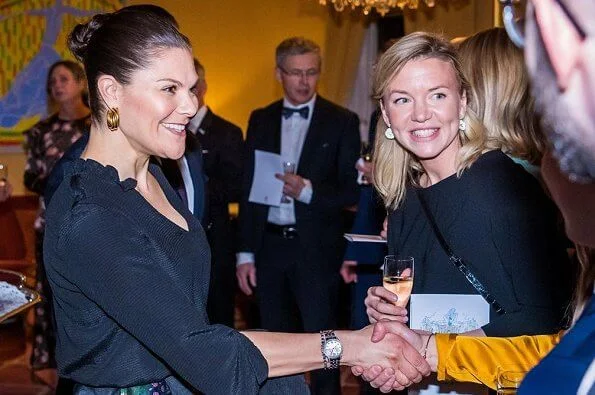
[388,150,573,336]
[44,158,268,393]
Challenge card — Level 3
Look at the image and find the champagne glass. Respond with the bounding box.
[0,163,7,186]
[358,141,373,185]
[496,366,525,395]
[360,141,372,162]
[382,255,414,307]
[280,161,296,204]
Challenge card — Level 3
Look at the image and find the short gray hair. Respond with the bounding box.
[275,37,321,69]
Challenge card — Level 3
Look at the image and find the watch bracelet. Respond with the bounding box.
[320,330,339,370]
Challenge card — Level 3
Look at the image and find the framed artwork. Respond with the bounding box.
[0,0,124,152]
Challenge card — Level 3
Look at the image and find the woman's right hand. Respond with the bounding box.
[352,322,434,392]
[365,286,409,323]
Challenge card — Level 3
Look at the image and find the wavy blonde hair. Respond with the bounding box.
[372,32,489,210]
[457,28,546,165]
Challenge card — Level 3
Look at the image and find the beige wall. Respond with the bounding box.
[2,0,337,195]
[1,0,496,196]
[404,0,495,39]
[130,0,334,131]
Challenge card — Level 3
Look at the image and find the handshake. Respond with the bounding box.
[347,320,436,393]
[342,286,437,393]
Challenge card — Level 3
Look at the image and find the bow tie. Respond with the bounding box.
[282,106,309,120]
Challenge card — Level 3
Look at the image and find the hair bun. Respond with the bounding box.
[68,13,111,62]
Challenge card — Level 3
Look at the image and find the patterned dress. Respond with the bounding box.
[23,113,90,369]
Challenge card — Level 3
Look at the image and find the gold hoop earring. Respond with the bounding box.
[106,107,120,131]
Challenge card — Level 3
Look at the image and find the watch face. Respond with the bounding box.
[324,338,343,359]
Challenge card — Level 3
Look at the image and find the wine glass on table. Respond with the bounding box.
[382,255,414,307]
[496,366,526,395]
[0,163,7,184]
[280,161,296,204]
[0,163,9,203]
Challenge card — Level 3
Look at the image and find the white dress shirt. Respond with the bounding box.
[187,105,208,135]
[177,105,209,214]
[237,96,316,266]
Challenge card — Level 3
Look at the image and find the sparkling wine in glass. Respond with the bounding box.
[0,163,7,186]
[360,141,372,162]
[358,141,373,185]
[382,255,414,307]
[280,161,296,204]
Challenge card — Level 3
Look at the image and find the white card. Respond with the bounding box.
[410,294,490,333]
[344,233,387,243]
[248,150,284,206]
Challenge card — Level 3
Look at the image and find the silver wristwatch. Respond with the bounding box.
[320,330,343,369]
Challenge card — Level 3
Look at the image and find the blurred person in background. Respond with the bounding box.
[23,59,90,372]
[237,36,361,395]
[457,27,547,180]
[186,58,244,327]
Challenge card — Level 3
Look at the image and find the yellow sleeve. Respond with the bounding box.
[435,332,562,390]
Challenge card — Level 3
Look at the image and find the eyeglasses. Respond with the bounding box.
[499,0,586,49]
[278,67,320,79]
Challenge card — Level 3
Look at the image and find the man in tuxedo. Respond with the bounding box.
[188,58,244,327]
[236,37,360,394]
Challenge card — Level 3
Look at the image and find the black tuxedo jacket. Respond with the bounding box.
[195,108,244,326]
[160,132,207,224]
[239,96,360,267]
[196,108,244,221]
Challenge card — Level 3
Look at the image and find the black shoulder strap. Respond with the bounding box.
[416,190,506,315]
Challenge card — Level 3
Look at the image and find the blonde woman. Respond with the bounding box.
[457,27,546,179]
[355,158,595,393]
[362,32,572,391]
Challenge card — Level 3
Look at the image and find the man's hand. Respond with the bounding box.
[380,217,388,239]
[349,323,430,392]
[0,179,13,203]
[356,159,374,185]
[340,260,358,284]
[275,173,305,199]
[365,286,409,323]
[236,262,257,296]
[352,321,430,392]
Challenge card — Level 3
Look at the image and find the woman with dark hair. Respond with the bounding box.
[43,5,431,394]
[23,59,90,371]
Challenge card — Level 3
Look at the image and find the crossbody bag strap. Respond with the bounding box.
[416,190,506,315]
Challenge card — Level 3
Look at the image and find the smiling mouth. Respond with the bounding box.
[410,128,438,138]
[162,123,186,135]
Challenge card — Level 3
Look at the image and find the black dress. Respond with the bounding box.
[388,150,572,336]
[43,158,307,394]
[23,113,91,369]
